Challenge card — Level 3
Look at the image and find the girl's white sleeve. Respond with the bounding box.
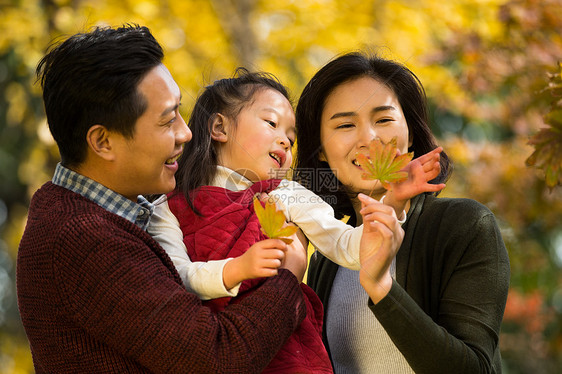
[147,196,241,300]
[269,180,361,270]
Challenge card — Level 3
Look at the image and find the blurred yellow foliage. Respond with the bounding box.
[0,0,561,372]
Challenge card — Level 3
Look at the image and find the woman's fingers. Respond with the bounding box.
[416,146,442,165]
[426,183,446,192]
[358,194,396,217]
[358,193,387,207]
[363,212,396,228]
[357,193,406,304]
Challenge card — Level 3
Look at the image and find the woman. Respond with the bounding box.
[295,52,510,373]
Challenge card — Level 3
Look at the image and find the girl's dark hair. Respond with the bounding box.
[294,51,452,218]
[175,67,291,214]
[36,24,164,167]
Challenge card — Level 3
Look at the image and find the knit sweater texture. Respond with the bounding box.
[17,182,306,373]
[307,193,510,373]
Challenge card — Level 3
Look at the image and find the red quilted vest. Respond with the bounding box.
[167,180,333,373]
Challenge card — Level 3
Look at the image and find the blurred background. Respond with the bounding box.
[0,0,561,372]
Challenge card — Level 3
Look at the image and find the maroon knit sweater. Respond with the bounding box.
[16,182,306,373]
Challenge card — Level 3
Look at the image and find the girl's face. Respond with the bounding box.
[217,88,295,182]
[320,76,411,197]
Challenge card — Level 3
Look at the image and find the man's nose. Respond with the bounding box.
[176,116,192,144]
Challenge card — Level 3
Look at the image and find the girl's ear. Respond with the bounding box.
[318,150,327,162]
[210,113,228,143]
[86,124,115,161]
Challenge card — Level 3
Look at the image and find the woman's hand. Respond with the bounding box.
[357,193,405,304]
[385,147,445,211]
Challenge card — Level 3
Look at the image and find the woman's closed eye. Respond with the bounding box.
[335,123,355,129]
[375,118,394,125]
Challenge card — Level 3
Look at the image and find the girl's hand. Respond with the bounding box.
[222,239,286,290]
[385,147,446,212]
[357,193,405,304]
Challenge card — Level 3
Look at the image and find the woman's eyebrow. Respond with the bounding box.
[330,111,357,120]
[330,105,396,120]
[370,105,396,114]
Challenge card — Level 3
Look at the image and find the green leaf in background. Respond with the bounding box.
[526,63,562,188]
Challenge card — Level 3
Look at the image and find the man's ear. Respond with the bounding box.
[210,113,229,143]
[85,125,115,161]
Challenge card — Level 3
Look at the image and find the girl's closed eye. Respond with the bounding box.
[266,120,277,128]
[336,123,355,129]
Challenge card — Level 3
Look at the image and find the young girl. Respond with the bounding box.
[148,68,443,373]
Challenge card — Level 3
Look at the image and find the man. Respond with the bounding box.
[17,24,307,373]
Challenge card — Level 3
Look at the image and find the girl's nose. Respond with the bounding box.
[277,134,290,151]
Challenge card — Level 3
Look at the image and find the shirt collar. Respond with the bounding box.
[212,166,254,191]
[52,163,154,230]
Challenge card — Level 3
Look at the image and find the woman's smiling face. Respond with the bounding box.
[319,76,411,196]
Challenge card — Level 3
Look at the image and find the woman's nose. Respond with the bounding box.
[356,125,377,149]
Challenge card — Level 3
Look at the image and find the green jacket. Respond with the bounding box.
[307,193,510,373]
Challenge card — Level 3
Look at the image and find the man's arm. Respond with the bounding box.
[55,217,306,373]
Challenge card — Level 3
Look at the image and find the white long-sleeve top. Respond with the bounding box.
[148,166,362,299]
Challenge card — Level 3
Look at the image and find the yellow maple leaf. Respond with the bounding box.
[253,196,297,244]
[355,137,414,190]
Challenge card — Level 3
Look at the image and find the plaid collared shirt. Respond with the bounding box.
[52,163,154,230]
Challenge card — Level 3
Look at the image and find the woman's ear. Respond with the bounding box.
[210,113,228,143]
[85,125,114,161]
